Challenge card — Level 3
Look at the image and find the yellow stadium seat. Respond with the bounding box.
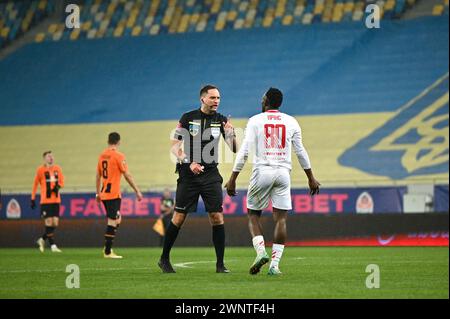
[38,0,47,11]
[52,31,63,41]
[144,16,154,27]
[35,32,45,43]
[302,13,313,24]
[190,13,200,24]
[227,11,238,21]
[344,2,354,12]
[162,8,175,26]
[234,18,244,29]
[432,4,444,15]
[87,29,97,39]
[294,5,305,16]
[177,15,190,33]
[132,25,142,36]
[385,0,395,10]
[262,16,273,28]
[113,26,124,37]
[48,24,58,34]
[211,0,222,14]
[282,15,293,26]
[70,29,81,41]
[82,21,92,31]
[314,3,325,14]
[0,28,9,38]
[244,17,254,28]
[96,29,106,38]
[149,24,160,35]
[215,19,226,31]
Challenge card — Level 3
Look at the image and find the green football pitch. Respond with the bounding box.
[0,247,448,299]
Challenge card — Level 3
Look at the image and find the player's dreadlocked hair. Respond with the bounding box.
[265,87,283,109]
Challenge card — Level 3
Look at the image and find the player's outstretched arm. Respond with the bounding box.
[123,171,143,201]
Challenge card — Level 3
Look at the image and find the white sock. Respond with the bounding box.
[270,244,284,269]
[252,235,266,256]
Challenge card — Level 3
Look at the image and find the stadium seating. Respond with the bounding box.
[33,0,421,43]
[0,0,54,48]
[0,13,447,190]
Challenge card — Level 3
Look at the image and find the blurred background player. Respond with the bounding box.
[155,188,175,246]
[225,88,320,275]
[96,132,143,259]
[158,84,237,273]
[31,151,64,253]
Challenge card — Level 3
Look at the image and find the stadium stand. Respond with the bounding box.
[0,0,54,48]
[32,0,424,43]
[0,8,448,191]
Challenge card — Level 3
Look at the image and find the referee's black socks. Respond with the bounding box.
[161,221,180,260]
[212,224,225,266]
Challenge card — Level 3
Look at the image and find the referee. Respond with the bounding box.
[158,84,237,273]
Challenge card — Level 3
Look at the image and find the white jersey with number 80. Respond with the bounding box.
[233,110,311,172]
[232,110,312,210]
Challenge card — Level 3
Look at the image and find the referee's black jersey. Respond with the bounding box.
[174,108,228,171]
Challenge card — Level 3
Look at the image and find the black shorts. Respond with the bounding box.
[102,198,121,220]
[40,203,60,218]
[175,165,223,214]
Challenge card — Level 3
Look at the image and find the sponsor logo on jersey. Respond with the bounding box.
[189,122,200,136]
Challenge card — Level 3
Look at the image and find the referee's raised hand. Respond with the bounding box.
[190,162,204,175]
[223,115,235,137]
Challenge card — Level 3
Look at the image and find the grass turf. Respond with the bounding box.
[0,247,448,299]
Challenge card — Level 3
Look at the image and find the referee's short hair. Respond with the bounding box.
[200,84,218,97]
[265,87,283,108]
[108,132,121,145]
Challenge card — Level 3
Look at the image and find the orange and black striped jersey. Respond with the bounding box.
[31,165,64,204]
[97,147,128,200]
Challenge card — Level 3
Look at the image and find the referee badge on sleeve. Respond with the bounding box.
[189,122,200,136]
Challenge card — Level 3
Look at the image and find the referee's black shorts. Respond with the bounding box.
[175,165,223,214]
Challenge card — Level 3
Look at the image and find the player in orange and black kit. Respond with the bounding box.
[32,151,64,253]
[96,132,143,259]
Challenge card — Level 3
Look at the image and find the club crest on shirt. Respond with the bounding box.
[189,122,200,136]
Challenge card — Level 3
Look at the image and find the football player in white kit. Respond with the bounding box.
[225,88,320,275]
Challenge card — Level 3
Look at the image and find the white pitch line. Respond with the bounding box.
[0,267,149,274]
[173,261,218,268]
[173,260,237,268]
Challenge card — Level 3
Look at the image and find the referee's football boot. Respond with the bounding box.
[158,258,176,273]
[249,252,270,275]
[216,263,230,273]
